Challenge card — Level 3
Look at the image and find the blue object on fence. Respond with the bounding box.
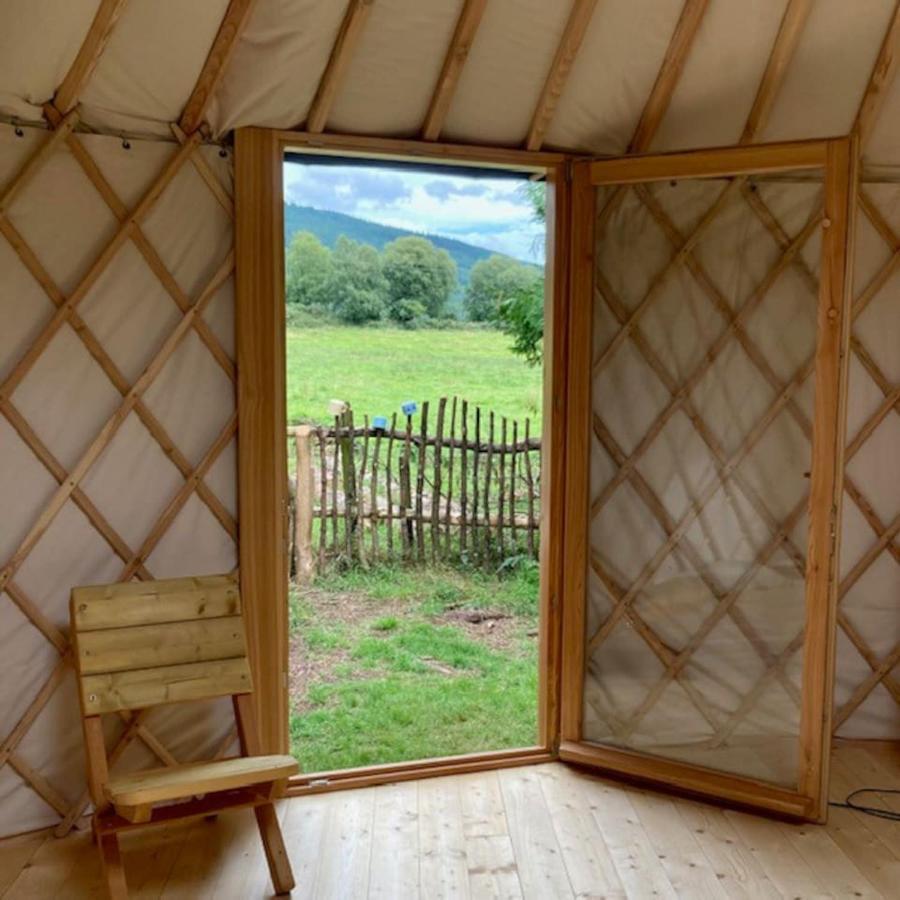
[372,415,388,430]
[401,401,417,416]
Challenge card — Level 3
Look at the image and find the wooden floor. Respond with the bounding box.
[3,742,900,898]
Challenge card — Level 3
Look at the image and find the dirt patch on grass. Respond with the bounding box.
[439,608,533,653]
[289,584,536,715]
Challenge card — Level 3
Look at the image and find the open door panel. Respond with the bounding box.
[559,139,857,821]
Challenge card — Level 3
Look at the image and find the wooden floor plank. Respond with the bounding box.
[534,764,626,898]
[368,780,419,899]
[628,787,731,899]
[313,788,375,900]
[724,808,833,899]
[465,834,522,900]
[418,774,469,899]
[586,776,679,899]
[3,828,93,898]
[3,746,900,899]
[674,798,782,899]
[278,792,329,900]
[457,770,509,839]
[778,817,881,899]
[498,766,575,899]
[0,831,47,896]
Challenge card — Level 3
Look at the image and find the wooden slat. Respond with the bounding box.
[0,111,78,213]
[106,754,297,807]
[421,0,488,141]
[80,657,252,714]
[628,0,710,153]
[539,163,570,752]
[52,0,128,114]
[590,138,828,185]
[281,129,564,170]
[0,132,202,400]
[305,0,374,134]
[235,128,289,756]
[741,0,813,143]
[0,249,232,598]
[75,616,246,675]
[798,136,858,819]
[73,577,239,631]
[524,0,599,151]
[179,0,258,134]
[853,1,900,148]
[559,742,812,819]
[559,161,594,743]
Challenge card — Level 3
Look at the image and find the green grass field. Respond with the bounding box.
[285,325,544,432]
[288,564,539,772]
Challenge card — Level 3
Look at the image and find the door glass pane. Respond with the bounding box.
[584,176,822,788]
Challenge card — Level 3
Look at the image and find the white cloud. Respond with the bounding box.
[283,162,545,263]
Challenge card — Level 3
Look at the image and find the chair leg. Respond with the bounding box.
[98,831,128,900]
[255,802,294,895]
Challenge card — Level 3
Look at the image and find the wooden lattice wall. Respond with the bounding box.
[582,173,900,777]
[0,119,238,837]
[834,183,900,737]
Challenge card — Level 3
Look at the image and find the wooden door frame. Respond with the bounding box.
[234,128,570,787]
[559,136,858,822]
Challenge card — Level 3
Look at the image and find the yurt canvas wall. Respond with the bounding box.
[0,123,238,837]
[2,0,900,841]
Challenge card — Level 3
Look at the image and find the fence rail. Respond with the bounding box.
[288,397,542,576]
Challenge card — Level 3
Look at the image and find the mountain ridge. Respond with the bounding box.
[283,203,530,288]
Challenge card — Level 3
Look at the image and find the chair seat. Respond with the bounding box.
[106,754,299,807]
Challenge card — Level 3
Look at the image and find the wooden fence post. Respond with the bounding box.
[293,425,315,582]
[286,398,543,574]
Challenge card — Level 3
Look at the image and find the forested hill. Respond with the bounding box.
[284,203,515,286]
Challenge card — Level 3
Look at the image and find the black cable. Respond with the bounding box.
[830,787,900,821]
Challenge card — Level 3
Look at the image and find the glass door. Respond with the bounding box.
[559,140,856,820]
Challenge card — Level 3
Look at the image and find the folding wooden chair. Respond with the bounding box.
[70,574,299,899]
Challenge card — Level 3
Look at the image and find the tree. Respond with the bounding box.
[381,236,457,323]
[464,254,541,322]
[285,231,333,308]
[498,279,544,366]
[326,236,387,324]
[491,180,548,365]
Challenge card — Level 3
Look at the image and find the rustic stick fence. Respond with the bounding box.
[288,397,541,576]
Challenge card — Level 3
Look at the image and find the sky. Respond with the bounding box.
[283,161,545,263]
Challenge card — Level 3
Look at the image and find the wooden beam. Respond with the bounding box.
[559,161,594,743]
[589,138,828,186]
[800,136,857,821]
[234,128,289,755]
[281,130,563,171]
[741,0,813,143]
[628,0,710,152]
[421,0,489,141]
[179,0,258,135]
[853,1,900,149]
[52,0,128,114]
[305,0,374,134]
[525,0,599,151]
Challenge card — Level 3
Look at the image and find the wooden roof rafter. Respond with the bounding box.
[740,0,812,144]
[853,0,900,149]
[305,0,375,135]
[525,0,600,151]
[628,0,710,153]
[421,0,489,142]
[51,0,128,116]
[179,0,259,135]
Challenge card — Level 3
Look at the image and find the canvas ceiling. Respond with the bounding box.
[2,0,900,167]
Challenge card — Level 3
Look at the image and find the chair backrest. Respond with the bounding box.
[70,574,252,716]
